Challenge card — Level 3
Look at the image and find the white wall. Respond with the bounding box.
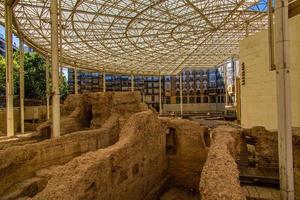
[239,15,300,130]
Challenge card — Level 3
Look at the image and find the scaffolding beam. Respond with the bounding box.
[274,0,294,199]
[5,2,14,137]
[19,37,25,134]
[45,58,50,121]
[50,0,60,138]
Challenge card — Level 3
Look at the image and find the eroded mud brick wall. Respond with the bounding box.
[30,111,167,200]
[0,128,117,196]
[0,92,148,197]
[200,125,245,200]
[244,127,300,199]
[161,117,209,189]
[59,92,148,135]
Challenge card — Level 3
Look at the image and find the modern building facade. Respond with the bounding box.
[0,30,33,57]
[67,58,237,114]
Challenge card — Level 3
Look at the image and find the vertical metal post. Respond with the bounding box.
[5,2,14,137]
[245,22,249,37]
[103,70,106,92]
[59,0,63,74]
[159,73,162,115]
[269,0,275,71]
[131,72,134,92]
[74,68,78,94]
[142,76,145,103]
[275,0,294,199]
[19,38,25,134]
[45,58,50,121]
[224,64,228,106]
[179,73,183,118]
[51,0,60,138]
[232,58,237,105]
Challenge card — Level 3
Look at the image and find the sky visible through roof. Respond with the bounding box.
[0,0,274,75]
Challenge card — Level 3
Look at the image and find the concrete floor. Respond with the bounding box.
[243,186,280,200]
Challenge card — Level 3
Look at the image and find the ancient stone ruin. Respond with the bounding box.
[0,92,299,200]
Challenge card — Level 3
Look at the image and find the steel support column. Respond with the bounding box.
[19,38,25,134]
[268,0,275,70]
[275,0,294,199]
[142,76,145,103]
[45,58,50,121]
[74,68,78,94]
[103,71,106,92]
[131,73,134,92]
[225,64,228,106]
[50,0,60,138]
[5,2,14,137]
[159,74,162,115]
[179,73,183,118]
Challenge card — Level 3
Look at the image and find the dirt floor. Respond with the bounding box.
[159,187,200,200]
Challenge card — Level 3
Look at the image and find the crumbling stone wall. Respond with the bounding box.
[0,92,149,198]
[29,111,167,200]
[0,116,119,197]
[0,92,147,150]
[161,117,209,189]
[243,127,278,169]
[200,125,245,200]
[243,126,300,199]
[59,92,147,135]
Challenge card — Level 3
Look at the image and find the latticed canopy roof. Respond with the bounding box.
[0,0,268,75]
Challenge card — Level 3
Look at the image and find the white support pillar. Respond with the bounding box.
[131,73,134,92]
[103,71,106,92]
[179,73,183,118]
[274,0,294,199]
[142,76,145,103]
[45,58,50,121]
[245,22,249,37]
[232,58,237,105]
[19,38,25,134]
[268,0,275,71]
[224,64,228,106]
[5,2,14,137]
[74,68,78,94]
[159,74,162,115]
[51,0,60,138]
[59,0,63,74]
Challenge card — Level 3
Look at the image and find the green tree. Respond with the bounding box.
[0,52,69,102]
[0,54,20,96]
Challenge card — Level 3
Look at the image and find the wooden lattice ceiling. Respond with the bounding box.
[0,0,269,75]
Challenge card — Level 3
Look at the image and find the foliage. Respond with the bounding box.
[0,54,20,95]
[0,51,69,102]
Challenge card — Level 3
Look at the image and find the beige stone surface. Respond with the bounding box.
[200,125,245,200]
[239,14,300,130]
[29,111,167,200]
[0,118,119,197]
[0,92,148,198]
[161,117,209,189]
[243,127,279,168]
[243,127,300,199]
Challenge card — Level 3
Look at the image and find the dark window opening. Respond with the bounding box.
[166,128,176,155]
[83,105,93,128]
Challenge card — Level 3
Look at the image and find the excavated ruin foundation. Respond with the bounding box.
[0,92,299,200]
